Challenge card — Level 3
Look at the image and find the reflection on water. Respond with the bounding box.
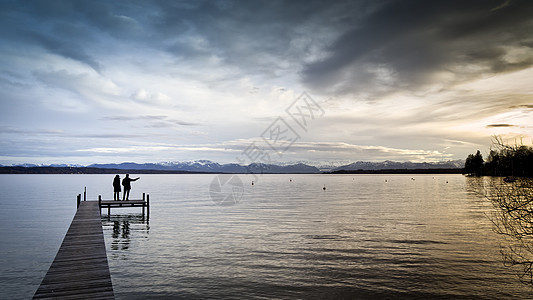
[101,174,533,299]
[3,174,533,299]
[102,215,149,255]
[112,221,130,250]
[479,177,533,285]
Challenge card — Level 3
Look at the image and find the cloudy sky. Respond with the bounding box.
[1,0,532,166]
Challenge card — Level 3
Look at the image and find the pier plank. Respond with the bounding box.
[33,201,114,299]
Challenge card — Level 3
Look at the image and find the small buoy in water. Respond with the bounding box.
[385,179,387,182]
[323,184,326,191]
[251,181,254,186]
[290,178,292,182]
[446,180,448,183]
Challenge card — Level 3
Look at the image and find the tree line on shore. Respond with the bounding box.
[464,138,533,177]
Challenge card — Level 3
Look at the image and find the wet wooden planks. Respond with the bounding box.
[33,201,114,299]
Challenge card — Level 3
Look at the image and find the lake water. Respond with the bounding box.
[0,174,531,299]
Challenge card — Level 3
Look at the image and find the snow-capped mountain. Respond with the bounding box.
[87,160,321,173]
[5,159,464,174]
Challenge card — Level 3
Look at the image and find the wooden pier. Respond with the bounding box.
[97,193,150,220]
[34,193,150,299]
[33,201,114,299]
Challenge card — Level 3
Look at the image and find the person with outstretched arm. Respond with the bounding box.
[122,174,140,201]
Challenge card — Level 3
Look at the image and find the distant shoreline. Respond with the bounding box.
[0,166,464,175]
[328,168,464,174]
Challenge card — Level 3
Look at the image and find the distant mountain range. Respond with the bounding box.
[1,159,464,174]
[330,160,464,171]
[87,161,322,173]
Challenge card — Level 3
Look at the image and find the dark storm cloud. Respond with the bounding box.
[1,1,102,72]
[148,0,370,73]
[0,0,153,73]
[486,124,516,128]
[302,0,533,96]
[27,30,103,72]
[3,0,532,93]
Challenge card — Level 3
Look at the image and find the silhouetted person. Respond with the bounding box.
[113,175,121,201]
[122,174,140,201]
